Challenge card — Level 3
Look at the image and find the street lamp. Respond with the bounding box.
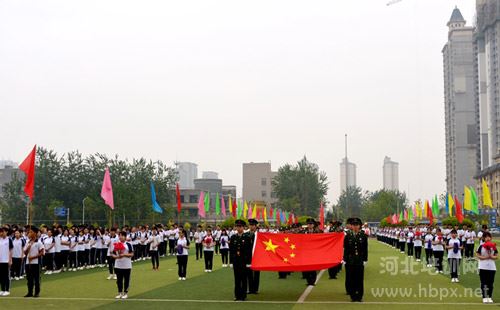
[82,197,88,224]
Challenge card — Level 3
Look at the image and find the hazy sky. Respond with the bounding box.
[0,0,476,206]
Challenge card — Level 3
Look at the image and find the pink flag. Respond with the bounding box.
[248,206,253,219]
[221,195,226,217]
[100,168,114,210]
[198,191,206,218]
[404,209,408,220]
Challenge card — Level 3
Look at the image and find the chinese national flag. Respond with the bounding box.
[251,232,344,272]
[19,145,36,202]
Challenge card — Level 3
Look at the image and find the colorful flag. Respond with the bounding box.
[392,213,398,224]
[232,199,237,218]
[454,195,464,223]
[464,187,472,211]
[243,201,249,219]
[447,193,454,216]
[408,207,413,221]
[221,194,226,217]
[100,167,114,210]
[150,182,163,214]
[198,191,206,218]
[483,178,493,208]
[263,207,268,224]
[251,232,345,271]
[432,195,439,217]
[176,183,182,213]
[399,211,403,222]
[18,145,36,202]
[426,200,433,223]
[416,201,422,219]
[215,192,221,215]
[252,204,257,219]
[247,205,253,219]
[237,200,242,218]
[470,187,479,215]
[229,195,233,213]
[204,192,210,212]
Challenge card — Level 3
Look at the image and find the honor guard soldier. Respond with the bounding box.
[303,218,322,286]
[327,220,343,279]
[246,218,260,294]
[344,217,368,302]
[230,219,252,301]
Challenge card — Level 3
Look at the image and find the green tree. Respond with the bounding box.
[361,189,407,222]
[337,186,365,218]
[272,156,328,216]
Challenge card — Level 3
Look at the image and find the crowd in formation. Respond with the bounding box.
[376,224,499,304]
[0,217,370,302]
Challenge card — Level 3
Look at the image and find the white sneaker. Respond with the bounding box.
[47,271,52,275]
[455,278,460,283]
[14,277,19,281]
[2,292,10,296]
[483,298,489,304]
[115,294,122,299]
[439,271,444,274]
[0,291,4,296]
[121,294,128,299]
[208,270,212,273]
[113,274,117,280]
[488,298,493,303]
[178,277,182,281]
[182,277,186,280]
[451,278,455,283]
[107,275,113,280]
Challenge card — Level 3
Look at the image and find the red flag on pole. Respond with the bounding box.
[18,145,36,202]
[454,195,464,223]
[319,203,325,230]
[251,232,344,271]
[176,183,182,213]
[232,199,237,218]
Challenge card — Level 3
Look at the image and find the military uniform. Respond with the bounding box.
[230,220,252,301]
[245,219,260,294]
[343,218,368,302]
[327,221,343,279]
[302,218,322,286]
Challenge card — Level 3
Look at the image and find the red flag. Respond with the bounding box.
[269,208,274,218]
[426,200,433,223]
[276,210,281,226]
[455,195,464,223]
[232,199,237,218]
[385,215,391,224]
[319,203,325,230]
[18,145,36,202]
[176,183,182,213]
[251,232,344,271]
[294,214,298,224]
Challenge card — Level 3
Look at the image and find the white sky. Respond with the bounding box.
[0,0,477,206]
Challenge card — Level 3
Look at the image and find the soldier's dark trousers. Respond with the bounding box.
[247,269,260,293]
[304,271,317,286]
[328,263,342,279]
[345,264,364,301]
[233,265,247,300]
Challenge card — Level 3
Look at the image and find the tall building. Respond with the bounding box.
[242,162,277,206]
[177,162,198,189]
[443,7,477,199]
[339,158,356,192]
[474,0,500,170]
[0,165,20,198]
[383,156,399,191]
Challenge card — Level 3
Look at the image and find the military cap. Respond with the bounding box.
[306,218,316,224]
[248,219,258,225]
[235,219,246,226]
[351,218,362,226]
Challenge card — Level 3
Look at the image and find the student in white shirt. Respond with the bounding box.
[107,228,119,280]
[43,229,55,274]
[68,229,78,271]
[76,230,85,270]
[464,225,476,260]
[59,229,70,271]
[446,229,463,283]
[406,228,414,257]
[148,227,160,271]
[203,229,215,272]
[0,227,13,296]
[194,226,204,260]
[23,227,45,297]
[112,231,134,299]
[11,230,25,280]
[413,231,423,262]
[53,228,62,273]
[176,229,190,280]
[220,229,230,267]
[476,231,498,304]
[432,229,445,273]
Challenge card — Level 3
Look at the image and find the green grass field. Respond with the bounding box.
[0,240,498,310]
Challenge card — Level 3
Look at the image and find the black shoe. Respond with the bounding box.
[24,294,33,298]
[33,294,40,298]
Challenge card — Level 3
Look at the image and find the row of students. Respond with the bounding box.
[377,224,497,304]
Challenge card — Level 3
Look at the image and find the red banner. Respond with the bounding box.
[251,232,344,272]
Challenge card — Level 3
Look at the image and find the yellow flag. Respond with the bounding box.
[424,200,428,218]
[464,186,472,211]
[228,195,233,213]
[483,178,493,208]
[416,201,422,219]
[252,204,257,218]
[243,201,249,219]
[263,208,268,224]
[448,193,454,216]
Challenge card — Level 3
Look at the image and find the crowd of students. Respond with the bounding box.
[376,224,498,304]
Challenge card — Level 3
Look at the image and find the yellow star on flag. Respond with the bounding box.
[263,239,279,253]
[290,253,296,258]
[284,237,290,243]
[283,258,289,263]
[290,244,296,250]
